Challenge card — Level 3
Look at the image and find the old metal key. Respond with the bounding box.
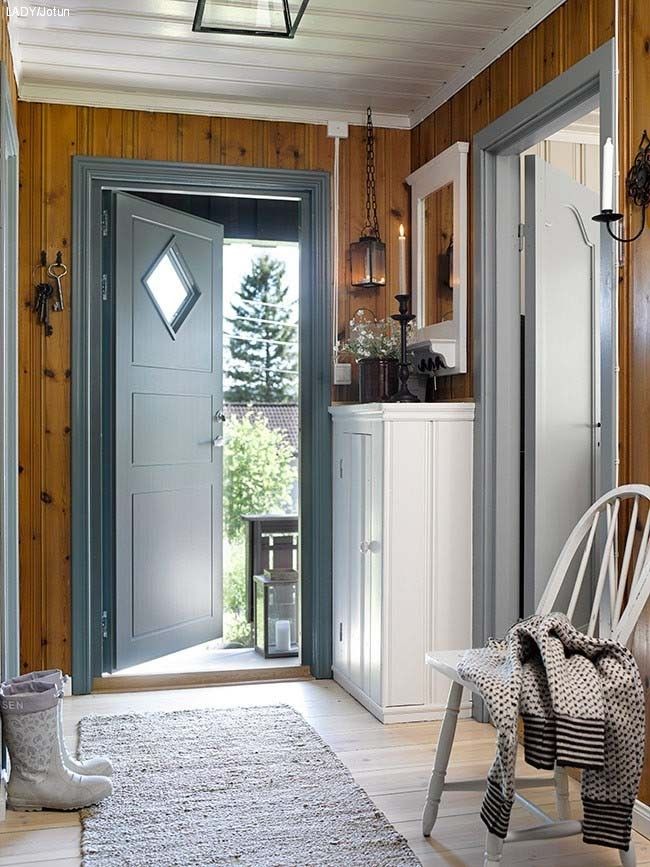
[48,260,67,312]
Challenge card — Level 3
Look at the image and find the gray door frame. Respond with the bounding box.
[0,63,19,686]
[473,42,616,658]
[72,157,331,694]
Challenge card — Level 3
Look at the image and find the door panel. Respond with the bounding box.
[132,486,214,636]
[132,220,214,371]
[132,393,213,466]
[523,156,599,614]
[113,192,224,669]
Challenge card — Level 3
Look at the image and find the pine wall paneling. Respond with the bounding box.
[16,106,410,675]
[410,0,615,400]
[618,0,650,805]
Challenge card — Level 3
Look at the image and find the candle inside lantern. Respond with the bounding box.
[602,137,614,212]
[398,224,407,294]
[275,619,291,652]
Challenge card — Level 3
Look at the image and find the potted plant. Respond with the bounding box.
[342,310,401,403]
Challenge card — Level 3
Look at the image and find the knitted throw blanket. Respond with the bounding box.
[457,612,645,851]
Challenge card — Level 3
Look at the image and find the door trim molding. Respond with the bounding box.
[0,62,19,683]
[472,42,616,665]
[72,158,331,693]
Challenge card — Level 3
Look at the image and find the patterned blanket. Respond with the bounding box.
[458,612,645,851]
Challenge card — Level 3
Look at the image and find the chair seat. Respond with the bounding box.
[425,648,478,692]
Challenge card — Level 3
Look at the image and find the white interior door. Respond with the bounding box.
[523,155,600,613]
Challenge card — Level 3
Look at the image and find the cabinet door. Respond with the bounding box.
[333,428,374,694]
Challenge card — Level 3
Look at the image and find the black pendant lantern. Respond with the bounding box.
[350,107,386,290]
[193,0,310,39]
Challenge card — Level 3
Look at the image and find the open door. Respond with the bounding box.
[523,155,600,613]
[112,192,224,669]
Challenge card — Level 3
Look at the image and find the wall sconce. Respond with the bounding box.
[350,107,386,289]
[592,132,650,242]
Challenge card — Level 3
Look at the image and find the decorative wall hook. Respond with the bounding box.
[593,131,650,243]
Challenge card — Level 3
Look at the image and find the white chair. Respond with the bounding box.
[423,484,650,867]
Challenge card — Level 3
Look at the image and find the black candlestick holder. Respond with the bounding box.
[388,293,419,403]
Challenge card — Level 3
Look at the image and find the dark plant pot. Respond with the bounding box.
[358,357,399,403]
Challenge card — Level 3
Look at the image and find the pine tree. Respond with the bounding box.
[224,255,298,404]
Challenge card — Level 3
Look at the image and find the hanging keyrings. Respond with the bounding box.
[48,250,67,312]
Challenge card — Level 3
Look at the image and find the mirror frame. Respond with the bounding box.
[406,141,469,375]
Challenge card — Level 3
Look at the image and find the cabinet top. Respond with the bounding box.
[328,402,475,421]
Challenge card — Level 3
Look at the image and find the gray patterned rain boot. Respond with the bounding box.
[7,669,113,777]
[0,681,112,811]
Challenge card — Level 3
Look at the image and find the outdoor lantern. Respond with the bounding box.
[350,107,386,289]
[193,0,310,38]
[254,570,299,658]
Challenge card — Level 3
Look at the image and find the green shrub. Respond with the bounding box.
[223,412,295,543]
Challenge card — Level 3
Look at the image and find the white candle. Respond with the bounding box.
[275,619,291,652]
[398,224,407,293]
[602,137,614,212]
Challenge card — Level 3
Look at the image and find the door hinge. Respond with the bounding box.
[101,209,110,237]
[101,610,109,641]
[101,273,109,301]
[339,458,343,479]
[339,622,343,642]
[518,222,525,252]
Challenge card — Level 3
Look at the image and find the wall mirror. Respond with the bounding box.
[406,141,468,375]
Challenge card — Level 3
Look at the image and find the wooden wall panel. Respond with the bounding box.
[618,0,650,804]
[411,0,614,401]
[17,104,410,675]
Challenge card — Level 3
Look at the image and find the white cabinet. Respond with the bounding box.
[330,402,474,724]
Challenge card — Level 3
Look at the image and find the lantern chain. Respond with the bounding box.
[363,106,381,240]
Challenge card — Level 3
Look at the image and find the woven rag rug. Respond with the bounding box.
[78,704,419,866]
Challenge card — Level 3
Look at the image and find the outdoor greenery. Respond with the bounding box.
[223,412,295,543]
[222,412,296,645]
[224,255,298,404]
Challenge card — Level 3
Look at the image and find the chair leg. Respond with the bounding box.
[554,766,571,820]
[422,680,463,837]
[620,842,637,867]
[483,831,504,865]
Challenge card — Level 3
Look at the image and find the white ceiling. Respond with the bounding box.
[9,0,566,129]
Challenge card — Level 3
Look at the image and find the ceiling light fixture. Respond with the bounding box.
[193,0,311,38]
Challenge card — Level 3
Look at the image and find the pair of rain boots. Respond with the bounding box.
[0,669,113,810]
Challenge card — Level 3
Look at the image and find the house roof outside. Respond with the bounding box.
[225,403,299,454]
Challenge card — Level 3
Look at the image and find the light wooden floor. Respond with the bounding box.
[1,679,649,866]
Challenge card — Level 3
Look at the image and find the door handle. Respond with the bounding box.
[215,409,226,422]
[212,435,224,448]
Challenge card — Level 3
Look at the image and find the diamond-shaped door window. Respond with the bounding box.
[142,237,200,339]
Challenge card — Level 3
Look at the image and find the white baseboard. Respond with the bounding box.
[332,668,472,725]
[633,799,650,840]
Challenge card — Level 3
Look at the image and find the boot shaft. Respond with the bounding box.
[0,683,60,782]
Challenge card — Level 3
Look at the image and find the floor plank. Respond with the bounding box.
[1,679,648,866]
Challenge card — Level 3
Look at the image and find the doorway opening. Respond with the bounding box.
[472,41,616,676]
[107,190,302,677]
[520,108,601,618]
[71,159,330,694]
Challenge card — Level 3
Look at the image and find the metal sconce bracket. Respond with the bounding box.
[593,130,650,243]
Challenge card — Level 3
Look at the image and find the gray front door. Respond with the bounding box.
[523,156,599,613]
[113,192,224,669]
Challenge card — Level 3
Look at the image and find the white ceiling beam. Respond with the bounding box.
[17,80,413,128]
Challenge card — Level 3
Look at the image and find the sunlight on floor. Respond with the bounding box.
[110,642,299,676]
